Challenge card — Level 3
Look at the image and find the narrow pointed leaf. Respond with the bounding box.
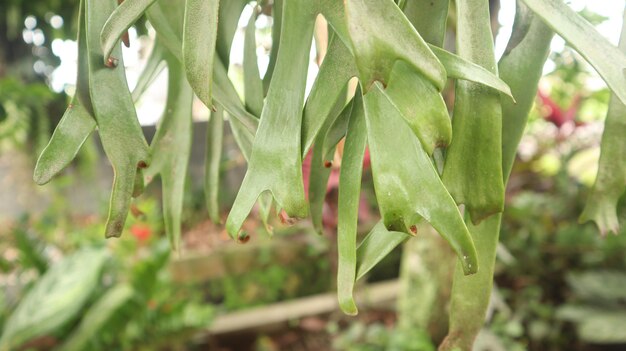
[143,57,193,251]
[132,40,166,102]
[322,97,354,164]
[356,221,410,281]
[262,0,282,94]
[86,0,150,238]
[34,1,96,185]
[145,0,184,61]
[344,0,446,90]
[309,87,350,234]
[363,83,477,275]
[521,0,626,106]
[308,143,334,235]
[225,0,316,241]
[580,6,626,235]
[441,0,505,224]
[205,106,224,224]
[243,9,264,117]
[229,114,254,161]
[337,92,367,315]
[214,60,259,132]
[302,34,356,155]
[215,0,248,67]
[34,101,96,185]
[100,0,157,63]
[76,0,94,116]
[183,0,219,107]
[429,45,514,100]
[500,4,554,182]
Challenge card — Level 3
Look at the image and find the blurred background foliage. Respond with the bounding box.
[1,0,626,350]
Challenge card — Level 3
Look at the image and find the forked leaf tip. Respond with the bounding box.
[580,198,621,236]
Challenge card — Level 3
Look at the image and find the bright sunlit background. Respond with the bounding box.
[43,0,625,125]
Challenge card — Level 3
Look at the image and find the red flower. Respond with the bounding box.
[130,224,152,242]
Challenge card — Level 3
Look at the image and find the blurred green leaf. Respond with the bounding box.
[0,248,107,350]
[566,270,626,302]
[60,284,134,351]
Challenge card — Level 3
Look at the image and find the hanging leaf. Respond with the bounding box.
[86,0,150,238]
[34,0,95,185]
[262,0,282,94]
[442,5,555,350]
[356,221,410,280]
[309,86,350,234]
[321,98,353,164]
[143,56,193,251]
[147,0,258,134]
[579,6,626,235]
[500,4,554,181]
[225,0,317,241]
[132,40,166,102]
[100,0,157,63]
[301,34,356,155]
[336,91,367,315]
[34,102,95,185]
[441,0,505,224]
[215,0,248,67]
[205,106,224,224]
[182,0,219,107]
[521,0,626,106]
[429,45,514,100]
[243,8,264,117]
[145,0,184,60]
[363,83,477,275]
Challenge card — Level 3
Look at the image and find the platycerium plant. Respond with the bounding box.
[33,0,626,350]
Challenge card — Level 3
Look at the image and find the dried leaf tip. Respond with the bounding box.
[104,56,119,68]
[279,210,298,225]
[105,56,119,68]
[237,232,250,244]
